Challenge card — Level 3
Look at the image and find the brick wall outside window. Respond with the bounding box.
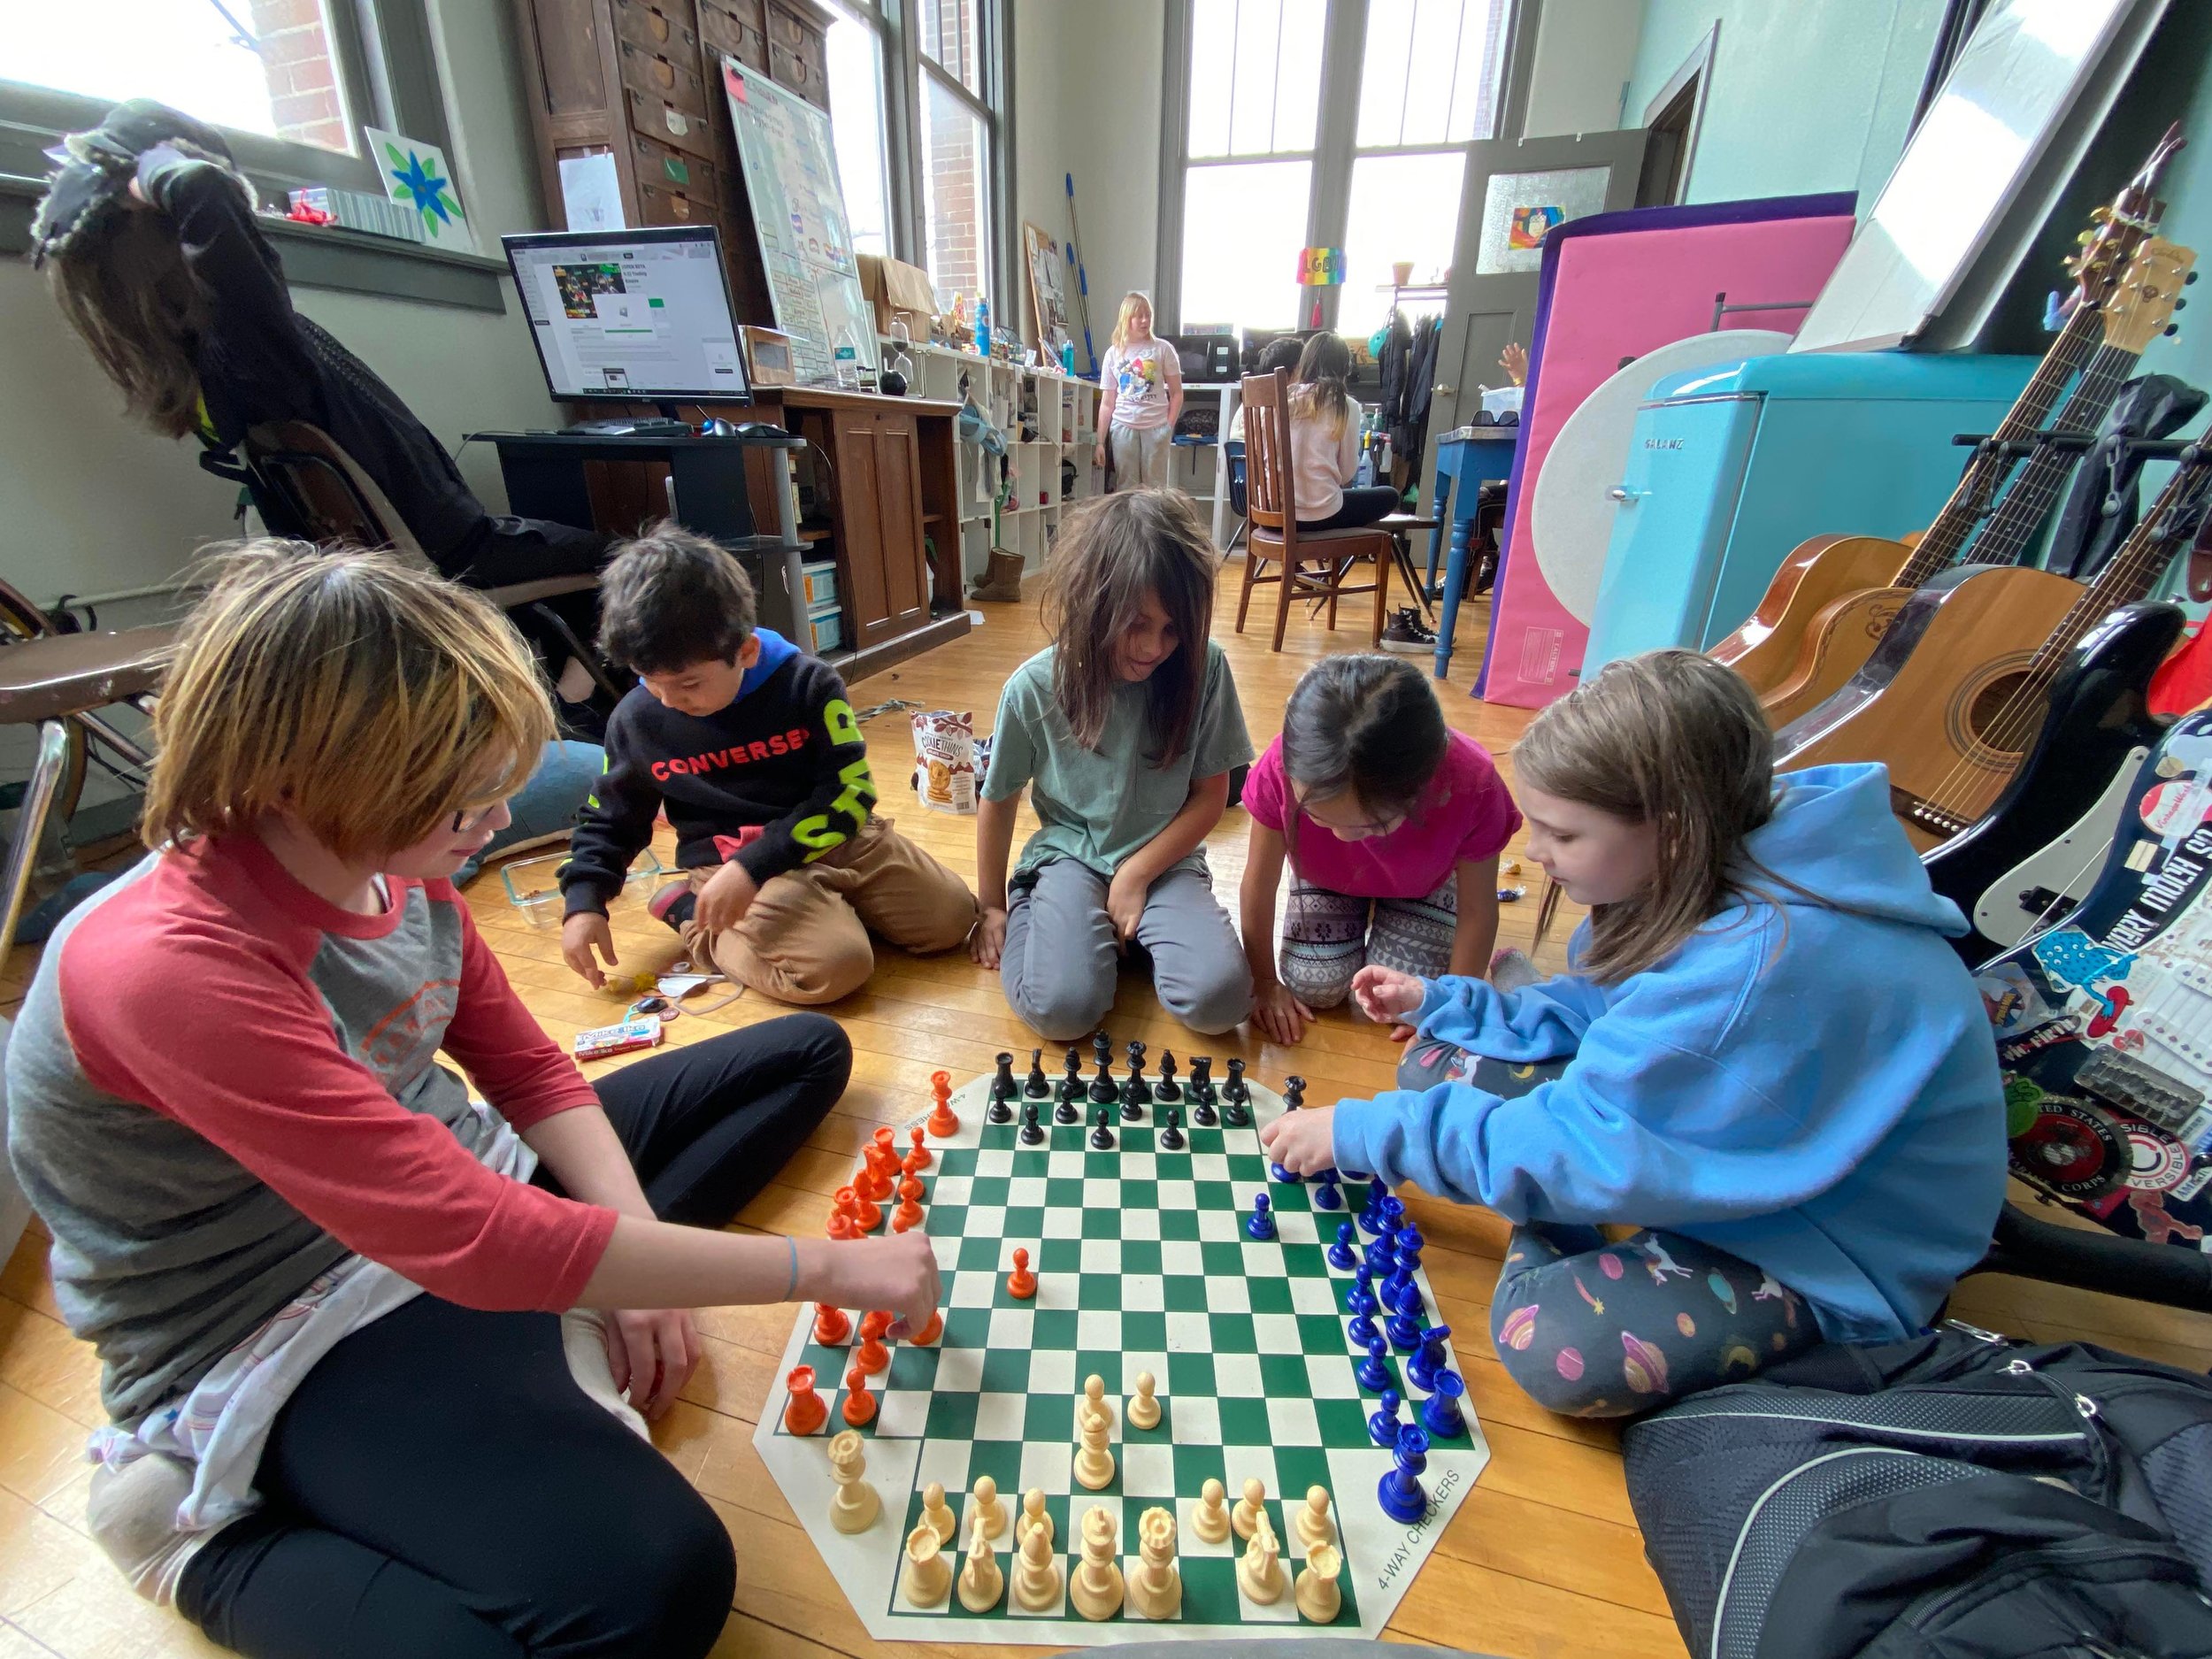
[246,0,353,155]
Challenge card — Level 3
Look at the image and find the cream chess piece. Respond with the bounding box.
[1238,1512,1286,1603]
[1230,1474,1267,1540]
[957,1513,1005,1612]
[1125,1505,1182,1619]
[1014,1514,1064,1611]
[900,1521,952,1608]
[1295,1542,1344,1623]
[826,1430,879,1534]
[1069,1504,1126,1621]
[1073,1402,1116,1490]
[920,1481,956,1546]
[1079,1372,1115,1432]
[1125,1370,1161,1430]
[1192,1477,1231,1544]
[1014,1486,1055,1552]
[969,1474,1010,1541]
[1294,1485,1334,1553]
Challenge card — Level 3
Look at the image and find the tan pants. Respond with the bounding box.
[682,815,977,1005]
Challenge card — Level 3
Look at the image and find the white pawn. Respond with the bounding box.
[1126,1504,1182,1619]
[1294,1485,1334,1553]
[1238,1511,1286,1604]
[957,1513,1004,1612]
[901,1521,952,1608]
[1070,1504,1125,1621]
[920,1480,956,1546]
[1295,1541,1344,1623]
[1192,1477,1231,1545]
[1013,1514,1064,1611]
[1125,1370,1161,1431]
[970,1474,1009,1541]
[1074,1405,1116,1491]
[1014,1486,1055,1552]
[827,1430,879,1534]
[1230,1474,1267,1540]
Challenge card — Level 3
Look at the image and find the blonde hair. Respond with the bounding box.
[145,542,554,863]
[1514,650,1780,985]
[1110,291,1155,349]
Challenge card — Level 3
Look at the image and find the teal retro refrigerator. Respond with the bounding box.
[1581,353,2038,670]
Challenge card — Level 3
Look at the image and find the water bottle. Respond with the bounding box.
[975,296,990,359]
[1061,340,1075,374]
[833,326,861,390]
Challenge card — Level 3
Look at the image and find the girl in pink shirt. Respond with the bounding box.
[1240,655,1520,1042]
[1287,332,1399,530]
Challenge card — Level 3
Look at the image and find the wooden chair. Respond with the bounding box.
[1234,369,1395,651]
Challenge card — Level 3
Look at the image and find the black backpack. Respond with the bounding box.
[1621,1325,2212,1659]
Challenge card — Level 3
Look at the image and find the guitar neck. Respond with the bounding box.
[2026,452,2212,685]
[1954,341,2145,570]
[1894,304,2105,588]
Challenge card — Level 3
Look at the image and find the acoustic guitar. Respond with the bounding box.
[1712,125,2185,725]
[1774,407,2212,856]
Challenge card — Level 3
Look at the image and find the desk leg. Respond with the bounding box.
[1210,387,1239,549]
[1434,512,1475,680]
[1426,467,1453,600]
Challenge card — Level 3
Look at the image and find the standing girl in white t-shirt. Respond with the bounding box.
[1096,292,1182,490]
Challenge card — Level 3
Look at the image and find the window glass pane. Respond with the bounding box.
[824,3,890,258]
[2,0,357,154]
[1271,0,1325,151]
[1187,0,1324,160]
[1179,159,1310,331]
[1338,150,1466,339]
[1357,0,1510,149]
[920,72,991,310]
[918,0,983,96]
[1227,0,1281,156]
[1187,0,1236,157]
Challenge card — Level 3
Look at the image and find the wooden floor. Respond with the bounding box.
[0,568,2208,1658]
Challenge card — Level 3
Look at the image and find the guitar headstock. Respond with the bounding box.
[2101,238,2196,354]
[2066,122,2187,305]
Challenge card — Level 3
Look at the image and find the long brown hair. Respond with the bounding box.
[50,196,225,439]
[1289,330,1355,440]
[1041,490,1218,764]
[1514,650,1779,984]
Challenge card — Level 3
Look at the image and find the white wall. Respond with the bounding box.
[1525,0,1642,139]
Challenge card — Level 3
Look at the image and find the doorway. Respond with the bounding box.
[1633,22,1717,207]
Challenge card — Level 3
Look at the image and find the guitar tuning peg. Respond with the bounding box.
[2090,206,2112,221]
[2188,271,2201,285]
[2077,230,2098,245]
[2166,324,2181,337]
[2176,297,2188,311]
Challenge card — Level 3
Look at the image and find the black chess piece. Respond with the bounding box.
[1284,1075,1306,1110]
[988,1052,1017,1124]
[1057,1048,1083,1103]
[1088,1102,1116,1150]
[1122,1043,1153,1110]
[1119,1071,1148,1122]
[1018,1100,1045,1145]
[1157,1102,1187,1150]
[1154,1050,1180,1102]
[1024,1048,1050,1100]
[1222,1057,1251,1128]
[1088,1033,1118,1103]
[1188,1055,1217,1104]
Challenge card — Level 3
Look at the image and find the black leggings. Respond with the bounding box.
[1297,483,1400,532]
[175,1014,850,1658]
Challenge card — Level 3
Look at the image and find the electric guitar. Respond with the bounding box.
[1770,258,2205,855]
[1712,125,2185,725]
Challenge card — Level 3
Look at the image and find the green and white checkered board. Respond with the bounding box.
[757,1068,1490,1644]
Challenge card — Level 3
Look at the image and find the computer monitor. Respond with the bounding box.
[503,226,750,404]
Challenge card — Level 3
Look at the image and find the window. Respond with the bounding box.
[822,0,892,258]
[916,0,999,309]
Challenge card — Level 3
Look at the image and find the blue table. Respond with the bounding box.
[1426,427,1519,680]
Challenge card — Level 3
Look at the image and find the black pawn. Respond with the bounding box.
[1024,1048,1050,1100]
[1088,1102,1116,1150]
[1222,1057,1251,1128]
[1158,1103,1187,1151]
[1018,1100,1045,1145]
[1119,1071,1148,1123]
[988,1052,1016,1124]
[1155,1050,1181,1102]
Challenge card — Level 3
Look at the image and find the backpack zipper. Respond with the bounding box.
[1662,1394,2088,1447]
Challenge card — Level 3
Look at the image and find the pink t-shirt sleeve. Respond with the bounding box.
[1449,738,1523,864]
[1241,738,1290,833]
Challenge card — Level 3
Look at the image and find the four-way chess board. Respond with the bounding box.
[757,1062,1490,1645]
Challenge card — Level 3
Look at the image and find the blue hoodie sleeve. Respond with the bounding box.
[1413,972,1611,1062]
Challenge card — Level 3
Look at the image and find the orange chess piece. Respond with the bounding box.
[926,1071,959,1136]
[841,1364,877,1427]
[856,1145,895,1204]
[813,1302,852,1345]
[907,1122,933,1171]
[851,1186,884,1233]
[783,1363,827,1434]
[856,1310,893,1375]
[827,1187,862,1240]
[891,1172,926,1233]
[1007,1247,1037,1300]
[911,1307,944,1346]
[872,1126,898,1169]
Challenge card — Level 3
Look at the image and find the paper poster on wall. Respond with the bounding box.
[1474,166,1609,275]
[365,125,474,253]
[557,152,626,233]
[720,58,878,385]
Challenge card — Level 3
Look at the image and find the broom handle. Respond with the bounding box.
[1065,172,1096,377]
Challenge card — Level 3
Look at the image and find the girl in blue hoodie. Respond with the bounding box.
[1261,651,2007,1417]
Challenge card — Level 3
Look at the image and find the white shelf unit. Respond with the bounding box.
[880,341,1104,580]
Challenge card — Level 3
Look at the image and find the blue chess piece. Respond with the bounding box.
[1379,1194,1406,1235]
[1356,1333,1394,1393]
[1346,1264,1379,1317]
[1367,1387,1403,1448]
[1311,1169,1343,1210]
[1420,1369,1467,1439]
[1326,1221,1358,1271]
[1364,1237,1397,1284]
[1356,1177,1387,1236]
[1377,1425,1431,1525]
[1385,1303,1424,1354]
[1407,1325,1452,1394]
[1247,1191,1278,1241]
[1339,1166,1372,1184]
[1386,1265,1424,1323]
[1395,1223,1425,1258]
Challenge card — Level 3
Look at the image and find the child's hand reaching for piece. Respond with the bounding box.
[1259,1104,1336,1177]
[693,860,760,935]
[1351,964,1425,1036]
[562,911,618,988]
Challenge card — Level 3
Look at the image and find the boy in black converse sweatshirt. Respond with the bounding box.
[561,527,976,1003]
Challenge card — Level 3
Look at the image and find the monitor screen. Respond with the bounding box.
[503,226,749,402]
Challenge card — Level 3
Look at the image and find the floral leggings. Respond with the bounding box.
[1398,1039,1819,1418]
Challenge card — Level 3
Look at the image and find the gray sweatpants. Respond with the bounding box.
[1110,423,1171,489]
[1002,858,1252,1041]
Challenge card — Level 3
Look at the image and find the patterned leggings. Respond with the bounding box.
[1279,875,1455,1009]
[1397,1040,1820,1418]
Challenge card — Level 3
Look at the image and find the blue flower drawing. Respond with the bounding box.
[383,142,465,238]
